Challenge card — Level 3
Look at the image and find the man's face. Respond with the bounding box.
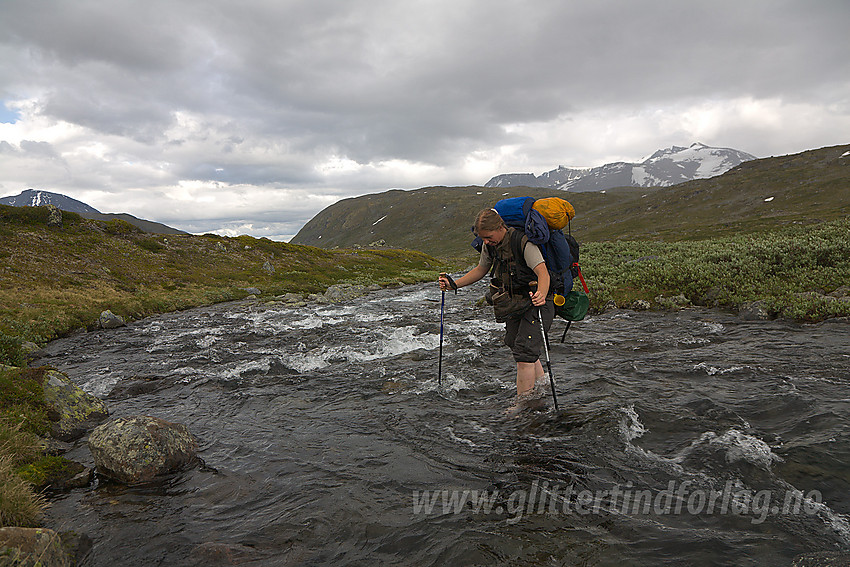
[478,227,506,246]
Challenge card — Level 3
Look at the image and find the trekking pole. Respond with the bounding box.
[438,288,444,386]
[529,282,559,412]
[560,321,571,343]
[438,273,457,386]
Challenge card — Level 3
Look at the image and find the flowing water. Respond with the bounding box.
[33,281,850,566]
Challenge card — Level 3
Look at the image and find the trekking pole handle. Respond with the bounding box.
[440,272,458,293]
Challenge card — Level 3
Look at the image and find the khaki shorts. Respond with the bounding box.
[503,299,555,363]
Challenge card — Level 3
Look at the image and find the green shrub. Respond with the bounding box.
[0,333,23,367]
[102,219,137,235]
[16,455,79,489]
[136,238,166,253]
[580,218,850,318]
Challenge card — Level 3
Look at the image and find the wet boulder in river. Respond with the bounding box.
[42,369,109,441]
[88,415,198,484]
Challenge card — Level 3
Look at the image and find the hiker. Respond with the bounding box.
[438,208,555,397]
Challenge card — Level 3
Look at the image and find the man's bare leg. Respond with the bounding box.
[516,360,544,396]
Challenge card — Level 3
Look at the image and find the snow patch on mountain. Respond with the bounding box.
[485,143,757,192]
[0,189,102,213]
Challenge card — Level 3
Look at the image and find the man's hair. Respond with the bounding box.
[474,208,506,233]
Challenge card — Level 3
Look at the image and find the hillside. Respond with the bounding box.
[0,205,438,359]
[291,144,850,258]
[0,189,187,234]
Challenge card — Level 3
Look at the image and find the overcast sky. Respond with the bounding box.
[1,1,848,239]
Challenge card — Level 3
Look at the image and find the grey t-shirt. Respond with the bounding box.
[478,239,545,272]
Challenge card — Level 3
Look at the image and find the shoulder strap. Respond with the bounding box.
[509,227,527,265]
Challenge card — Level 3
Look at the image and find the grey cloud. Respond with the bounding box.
[17,140,61,159]
[7,0,848,153]
[0,0,848,237]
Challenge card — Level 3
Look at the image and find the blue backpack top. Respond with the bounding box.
[473,196,575,296]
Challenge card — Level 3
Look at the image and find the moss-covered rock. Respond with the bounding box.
[16,456,92,492]
[88,415,198,484]
[41,370,109,442]
[97,310,125,330]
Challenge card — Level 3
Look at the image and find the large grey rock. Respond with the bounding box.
[88,416,198,484]
[98,310,125,329]
[45,204,63,229]
[323,284,367,303]
[42,369,109,441]
[0,527,70,567]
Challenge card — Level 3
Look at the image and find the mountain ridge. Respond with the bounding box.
[291,144,850,258]
[0,189,187,235]
[486,142,757,192]
[0,189,101,213]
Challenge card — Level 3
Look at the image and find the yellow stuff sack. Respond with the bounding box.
[532,197,575,230]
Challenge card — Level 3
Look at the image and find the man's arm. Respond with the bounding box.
[530,262,550,306]
[439,264,489,291]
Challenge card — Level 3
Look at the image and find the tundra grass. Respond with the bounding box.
[579,217,850,319]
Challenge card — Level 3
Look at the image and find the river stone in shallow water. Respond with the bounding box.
[88,416,198,484]
[738,300,771,320]
[0,527,70,566]
[42,369,109,441]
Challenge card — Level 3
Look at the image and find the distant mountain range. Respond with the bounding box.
[0,189,186,234]
[485,143,757,192]
[292,144,850,257]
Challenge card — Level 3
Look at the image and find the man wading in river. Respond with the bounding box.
[438,208,555,401]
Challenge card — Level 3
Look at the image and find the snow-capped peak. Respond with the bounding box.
[484,143,757,192]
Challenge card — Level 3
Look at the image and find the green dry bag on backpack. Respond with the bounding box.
[556,289,589,321]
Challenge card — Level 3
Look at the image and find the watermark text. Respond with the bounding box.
[412,480,823,525]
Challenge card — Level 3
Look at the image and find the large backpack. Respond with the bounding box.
[472,196,589,321]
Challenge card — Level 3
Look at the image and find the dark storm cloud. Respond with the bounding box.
[5,0,847,154]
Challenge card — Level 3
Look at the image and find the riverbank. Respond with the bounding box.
[0,204,441,366]
[3,207,848,366]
